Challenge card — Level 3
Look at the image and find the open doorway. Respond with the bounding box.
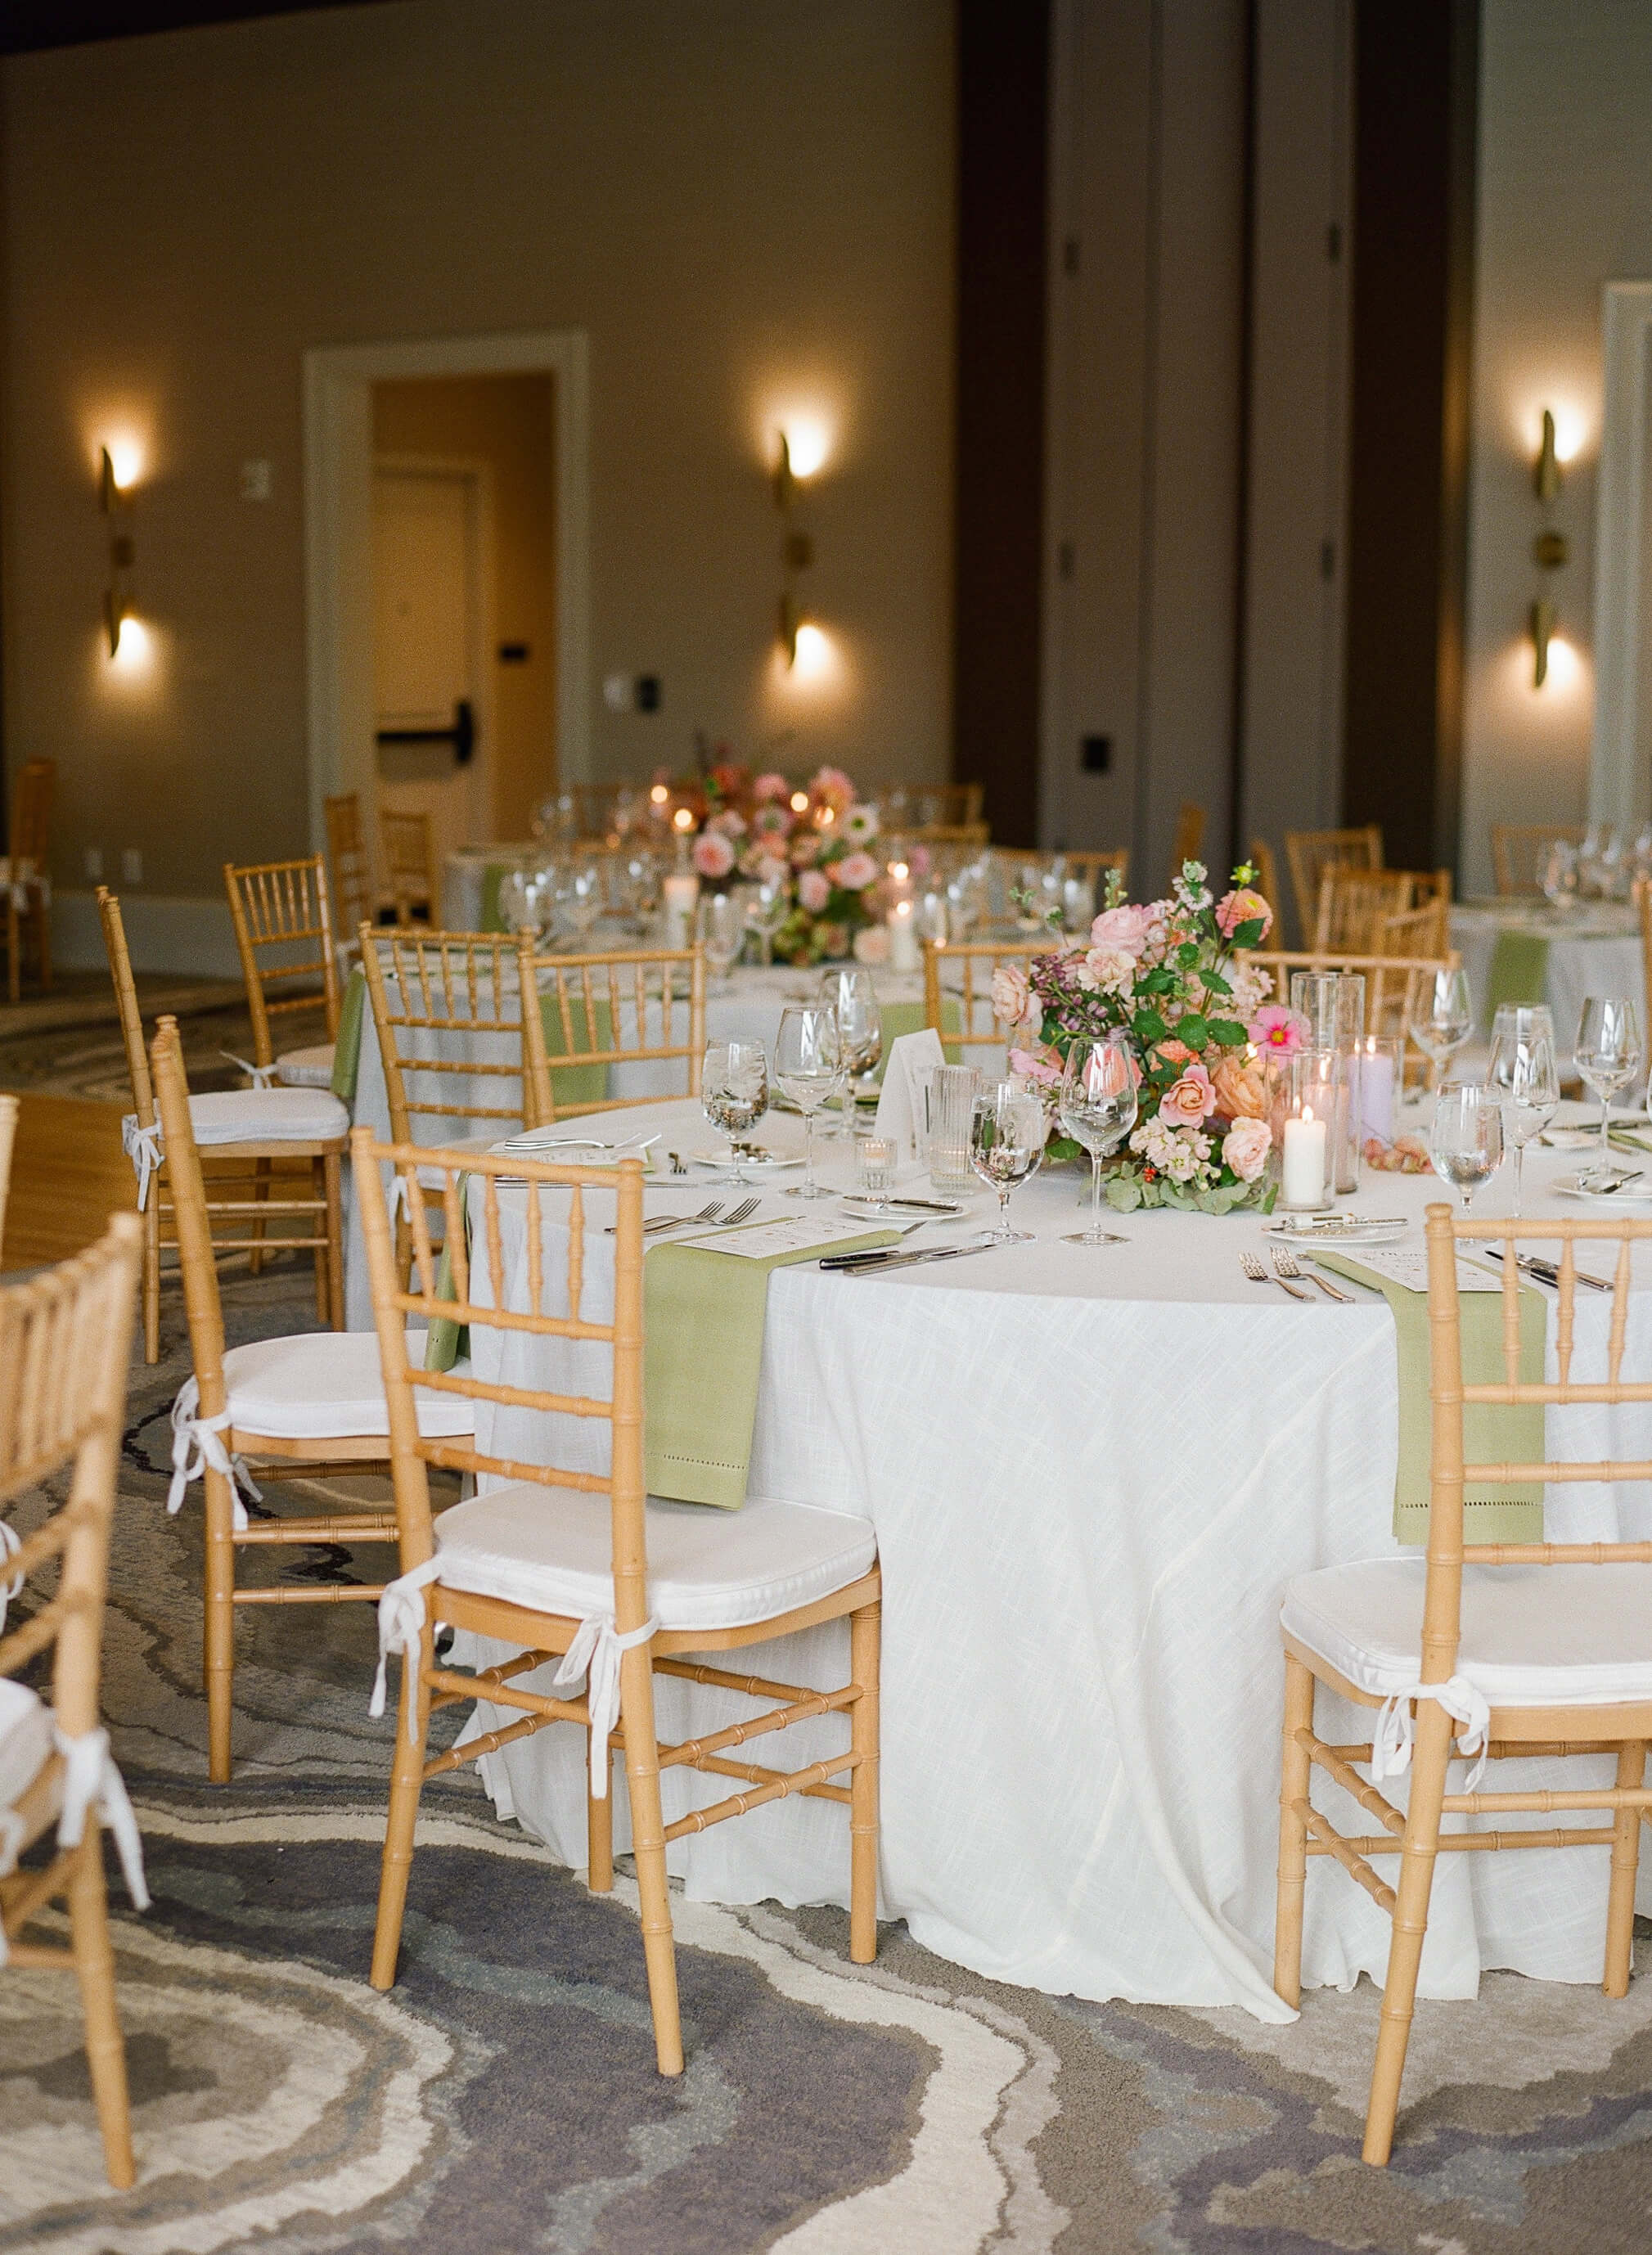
[303,330,589,877]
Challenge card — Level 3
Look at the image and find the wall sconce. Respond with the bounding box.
[772,429,819,669]
[100,444,137,657]
[1528,409,1569,687]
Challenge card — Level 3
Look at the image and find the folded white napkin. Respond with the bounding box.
[875,1028,948,1164]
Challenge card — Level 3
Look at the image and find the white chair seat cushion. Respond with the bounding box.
[123,1088,349,1150]
[430,1486,877,1633]
[0,1677,54,1816]
[223,1331,474,1439]
[276,1043,337,1089]
[1282,1559,1652,1710]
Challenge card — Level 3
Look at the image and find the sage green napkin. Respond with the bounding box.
[536,991,614,1112]
[643,1225,898,1507]
[1313,1249,1546,1545]
[332,968,367,1105]
[480,862,511,934]
[1486,929,1550,1022]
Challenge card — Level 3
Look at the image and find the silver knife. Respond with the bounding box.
[1482,1245,1612,1292]
[821,1236,998,1276]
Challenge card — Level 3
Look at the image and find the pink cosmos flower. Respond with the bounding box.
[1222,1116,1272,1182]
[1215,886,1272,941]
[798,868,831,913]
[692,831,736,880]
[753,772,791,803]
[1249,1003,1309,1055]
[831,850,880,891]
[1159,1063,1217,1126]
[1091,902,1153,957]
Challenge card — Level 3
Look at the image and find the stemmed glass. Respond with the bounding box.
[1486,1022,1559,1217]
[745,874,790,967]
[1575,996,1643,1188]
[775,1005,844,1200]
[820,967,883,1133]
[1542,839,1580,910]
[565,859,604,944]
[699,893,745,990]
[1057,1033,1139,1245]
[499,865,551,941]
[701,1039,769,1177]
[1429,1083,1504,1218]
[970,1079,1047,1243]
[1407,967,1474,1093]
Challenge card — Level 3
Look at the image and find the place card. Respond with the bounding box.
[1323,1245,1501,1294]
[875,1027,948,1162]
[689,1213,889,1261]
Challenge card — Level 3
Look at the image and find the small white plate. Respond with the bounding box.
[1553,1173,1652,1209]
[684,1147,803,1173]
[1265,1215,1409,1245]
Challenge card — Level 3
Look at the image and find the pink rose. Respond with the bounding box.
[798,868,831,913]
[1008,1044,1064,1089]
[691,831,735,880]
[1249,1003,1309,1055]
[1222,1116,1272,1182]
[991,962,1039,1028]
[1216,887,1272,941]
[1076,946,1135,996]
[753,772,791,803]
[790,831,822,867]
[809,765,856,812]
[1090,902,1152,957]
[1159,1064,1217,1126]
[831,850,880,891]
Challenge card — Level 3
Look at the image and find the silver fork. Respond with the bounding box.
[1241,1249,1313,1301]
[611,1200,723,1237]
[709,1195,760,1228]
[1272,1247,1353,1303]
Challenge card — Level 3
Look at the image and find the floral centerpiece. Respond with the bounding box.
[997,861,1305,1215]
[673,760,886,964]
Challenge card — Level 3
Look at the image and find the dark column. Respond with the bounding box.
[952,0,1050,844]
[1342,0,1479,875]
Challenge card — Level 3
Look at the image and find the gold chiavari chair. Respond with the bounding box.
[922,937,1054,1069]
[1060,846,1130,895]
[1492,821,1584,898]
[1249,838,1282,926]
[98,889,349,1359]
[1169,801,1205,883]
[518,938,706,1123]
[1276,1203,1652,2163]
[326,790,379,951]
[1,1212,146,2186]
[884,782,985,830]
[1312,867,1416,954]
[379,806,438,926]
[223,853,341,1089]
[150,1018,471,1783]
[1285,823,1384,939]
[0,1091,16,1261]
[1,756,53,1003]
[354,1132,883,2073]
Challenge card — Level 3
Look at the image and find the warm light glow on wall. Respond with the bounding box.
[776,415,831,482]
[1506,631,1584,701]
[1539,632,1581,692]
[1510,394,1591,468]
[108,614,152,671]
[97,436,146,492]
[781,622,838,686]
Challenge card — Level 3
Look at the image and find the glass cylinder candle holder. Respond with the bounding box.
[1280,1048,1339,1212]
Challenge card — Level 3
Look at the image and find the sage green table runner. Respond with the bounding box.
[1485,929,1551,1019]
[1313,1249,1546,1545]
[333,968,367,1102]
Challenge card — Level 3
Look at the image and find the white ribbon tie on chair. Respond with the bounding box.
[122,1117,164,1211]
[368,1554,657,1794]
[0,1724,150,1968]
[220,1051,278,1089]
[167,1377,263,1533]
[1371,1676,1492,1794]
[0,1519,22,1636]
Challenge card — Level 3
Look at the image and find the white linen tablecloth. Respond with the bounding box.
[426,1094,1652,2019]
[1451,901,1645,1056]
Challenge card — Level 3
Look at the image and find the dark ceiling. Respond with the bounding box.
[0,2,390,57]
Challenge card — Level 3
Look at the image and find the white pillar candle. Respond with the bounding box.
[887,898,921,973]
[1282,1104,1328,1208]
[662,871,700,952]
[1360,1042,1394,1141]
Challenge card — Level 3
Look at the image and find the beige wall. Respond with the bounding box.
[1,0,954,913]
[373,371,556,839]
[1460,0,1652,894]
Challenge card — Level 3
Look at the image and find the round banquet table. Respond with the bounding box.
[1451,899,1645,1060]
[419,1093,1652,2019]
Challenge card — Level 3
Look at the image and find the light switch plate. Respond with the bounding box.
[121,848,143,884]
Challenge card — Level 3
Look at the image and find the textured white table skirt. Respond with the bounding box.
[424,1095,1652,2019]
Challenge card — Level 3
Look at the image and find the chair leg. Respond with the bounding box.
[322,1150,344,1330]
[371,1620,434,1991]
[849,1595,880,1964]
[142,1195,160,1365]
[1605,1739,1646,1998]
[66,1832,135,2190]
[202,1466,237,1785]
[587,1733,614,1892]
[618,1642,683,2074]
[1274,1652,1316,2006]
[5,895,17,1006]
[34,888,52,992]
[248,1155,272,1276]
[1363,1699,1453,2166]
[310,1157,329,1323]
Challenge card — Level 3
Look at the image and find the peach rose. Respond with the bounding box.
[691,831,736,880]
[1222,1116,1272,1182]
[1159,1064,1217,1126]
[1210,1053,1270,1121]
[831,849,880,892]
[1215,886,1272,940]
[992,961,1039,1028]
[1090,902,1153,957]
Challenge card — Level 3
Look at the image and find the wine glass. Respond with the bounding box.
[1429,1083,1504,1218]
[1057,1033,1138,1245]
[565,859,604,944]
[498,865,550,941]
[620,850,659,937]
[1486,1021,1559,1217]
[701,1039,769,1177]
[1575,996,1643,1188]
[819,967,883,1132]
[745,872,790,967]
[970,1079,1047,1243]
[1407,966,1474,1092]
[699,893,745,989]
[1542,838,1579,910]
[775,1004,843,1200]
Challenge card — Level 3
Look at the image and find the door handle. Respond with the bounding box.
[376,697,475,765]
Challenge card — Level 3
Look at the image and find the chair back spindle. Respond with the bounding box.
[223,854,341,1069]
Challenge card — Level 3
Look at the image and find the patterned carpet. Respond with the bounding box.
[5,1268,1652,2250]
[0,979,331,1100]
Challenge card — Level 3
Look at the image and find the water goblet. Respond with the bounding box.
[775,1005,844,1200]
[1486,1014,1559,1216]
[820,966,883,1133]
[1407,966,1474,1092]
[1057,1032,1139,1245]
[699,893,745,989]
[701,1039,769,1177]
[745,872,790,967]
[565,859,604,943]
[970,1079,1047,1243]
[1429,1082,1504,1218]
[1542,838,1580,910]
[1576,995,1643,1189]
